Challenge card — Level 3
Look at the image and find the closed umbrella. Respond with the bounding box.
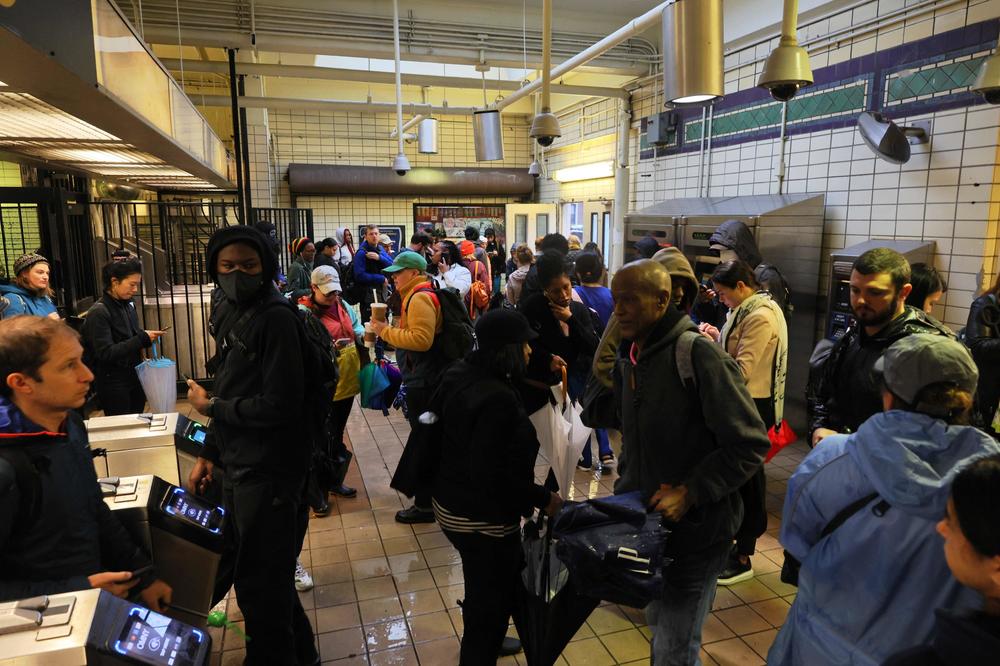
[134,340,177,414]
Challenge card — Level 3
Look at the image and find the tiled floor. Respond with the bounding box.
[202,400,807,665]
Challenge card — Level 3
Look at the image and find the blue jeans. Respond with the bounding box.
[645,541,730,666]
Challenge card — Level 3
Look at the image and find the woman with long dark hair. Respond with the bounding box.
[906,262,948,314]
[699,259,788,585]
[431,309,562,664]
[82,259,163,415]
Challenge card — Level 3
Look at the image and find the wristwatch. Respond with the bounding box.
[206,397,218,418]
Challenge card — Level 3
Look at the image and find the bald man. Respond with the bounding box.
[610,260,769,666]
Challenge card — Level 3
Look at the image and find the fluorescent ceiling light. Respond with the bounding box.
[0,81,6,87]
[314,55,530,81]
[0,93,119,141]
[552,161,614,183]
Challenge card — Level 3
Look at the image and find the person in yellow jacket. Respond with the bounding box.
[369,252,446,524]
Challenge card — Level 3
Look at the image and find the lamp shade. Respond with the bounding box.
[418,117,438,154]
[473,109,505,161]
[662,0,724,105]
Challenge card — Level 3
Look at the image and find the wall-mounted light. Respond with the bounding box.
[552,160,614,183]
[758,0,813,101]
[662,0,724,105]
[473,109,505,161]
[417,117,438,154]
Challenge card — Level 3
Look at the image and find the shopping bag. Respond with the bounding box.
[765,419,798,463]
[134,340,177,414]
[333,344,362,402]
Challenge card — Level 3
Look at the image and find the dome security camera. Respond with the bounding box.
[530,112,561,148]
[758,44,813,102]
[392,153,410,176]
[973,51,1000,105]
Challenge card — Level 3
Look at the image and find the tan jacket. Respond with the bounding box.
[724,306,780,399]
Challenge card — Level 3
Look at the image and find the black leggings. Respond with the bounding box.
[96,371,147,416]
[444,529,521,665]
[733,398,773,556]
[327,397,355,459]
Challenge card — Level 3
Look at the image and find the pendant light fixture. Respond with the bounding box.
[758,0,813,101]
[662,0,724,106]
[418,117,438,154]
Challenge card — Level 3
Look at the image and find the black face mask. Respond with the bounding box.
[218,271,264,304]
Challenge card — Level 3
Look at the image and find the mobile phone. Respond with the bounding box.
[132,564,154,579]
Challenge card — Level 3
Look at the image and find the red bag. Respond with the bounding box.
[765,419,797,463]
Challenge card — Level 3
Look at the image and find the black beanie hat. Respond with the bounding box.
[206,225,279,285]
[474,309,538,350]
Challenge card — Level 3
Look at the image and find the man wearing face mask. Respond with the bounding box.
[185,226,318,666]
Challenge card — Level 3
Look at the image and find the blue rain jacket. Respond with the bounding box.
[768,411,1000,666]
[0,283,56,318]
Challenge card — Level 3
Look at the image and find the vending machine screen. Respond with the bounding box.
[113,607,205,666]
[161,487,224,533]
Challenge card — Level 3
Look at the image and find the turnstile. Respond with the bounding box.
[86,414,182,486]
[101,476,225,627]
[0,589,211,665]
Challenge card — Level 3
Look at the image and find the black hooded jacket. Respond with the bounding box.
[201,226,308,485]
[809,305,953,437]
[965,293,1000,430]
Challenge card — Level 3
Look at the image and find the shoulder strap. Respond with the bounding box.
[217,299,285,365]
[404,284,440,314]
[819,491,886,539]
[675,330,700,391]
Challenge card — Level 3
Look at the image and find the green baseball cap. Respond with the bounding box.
[382,251,427,273]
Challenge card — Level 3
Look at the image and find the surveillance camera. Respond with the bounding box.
[535,135,555,147]
[529,112,561,150]
[392,153,410,176]
[981,88,1000,105]
[766,82,803,102]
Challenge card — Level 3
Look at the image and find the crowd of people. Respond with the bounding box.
[1,219,999,666]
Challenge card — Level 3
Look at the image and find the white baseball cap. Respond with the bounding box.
[311,265,342,294]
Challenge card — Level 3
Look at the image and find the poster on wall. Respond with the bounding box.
[413,204,506,246]
[357,225,406,255]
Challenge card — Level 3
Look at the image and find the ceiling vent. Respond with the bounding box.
[0,0,232,190]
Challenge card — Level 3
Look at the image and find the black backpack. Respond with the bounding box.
[207,298,339,460]
[405,283,476,360]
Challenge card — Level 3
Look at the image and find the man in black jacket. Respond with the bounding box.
[810,248,952,445]
[610,260,769,666]
[186,226,317,665]
[0,316,172,609]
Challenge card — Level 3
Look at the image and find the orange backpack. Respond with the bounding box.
[467,261,490,316]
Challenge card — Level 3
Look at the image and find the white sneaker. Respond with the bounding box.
[294,560,314,592]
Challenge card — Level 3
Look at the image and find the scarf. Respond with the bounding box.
[720,291,788,425]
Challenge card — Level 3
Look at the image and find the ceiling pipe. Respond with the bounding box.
[390,114,426,139]
[529,0,561,147]
[391,0,410,175]
[158,58,629,99]
[497,0,671,112]
[191,94,483,116]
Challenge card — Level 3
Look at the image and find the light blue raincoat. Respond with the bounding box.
[768,410,1000,665]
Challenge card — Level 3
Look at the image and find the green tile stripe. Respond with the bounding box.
[886,56,986,103]
[685,83,867,143]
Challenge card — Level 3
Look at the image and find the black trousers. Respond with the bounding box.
[443,529,521,666]
[96,371,147,416]
[733,398,773,556]
[405,386,433,509]
[213,472,317,665]
[328,397,355,458]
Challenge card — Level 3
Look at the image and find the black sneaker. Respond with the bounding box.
[717,550,753,586]
[395,505,436,524]
[330,484,357,498]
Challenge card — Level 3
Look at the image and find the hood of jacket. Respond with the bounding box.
[652,246,699,295]
[709,219,762,267]
[0,397,50,439]
[848,411,1000,520]
[334,227,353,246]
[206,225,280,291]
[0,283,35,300]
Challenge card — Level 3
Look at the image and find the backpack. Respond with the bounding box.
[467,261,491,315]
[207,298,340,460]
[0,447,43,538]
[406,283,476,361]
[755,263,792,320]
[675,330,701,391]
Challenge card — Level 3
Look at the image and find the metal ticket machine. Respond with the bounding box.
[0,589,211,664]
[100,476,225,627]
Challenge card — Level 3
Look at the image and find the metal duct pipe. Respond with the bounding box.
[193,94,480,115]
[418,117,438,154]
[497,0,671,112]
[287,164,535,196]
[160,58,629,99]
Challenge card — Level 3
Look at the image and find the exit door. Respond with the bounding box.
[506,203,559,248]
[582,202,612,266]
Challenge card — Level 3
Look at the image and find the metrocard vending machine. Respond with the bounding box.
[0,589,211,664]
[101,476,225,627]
